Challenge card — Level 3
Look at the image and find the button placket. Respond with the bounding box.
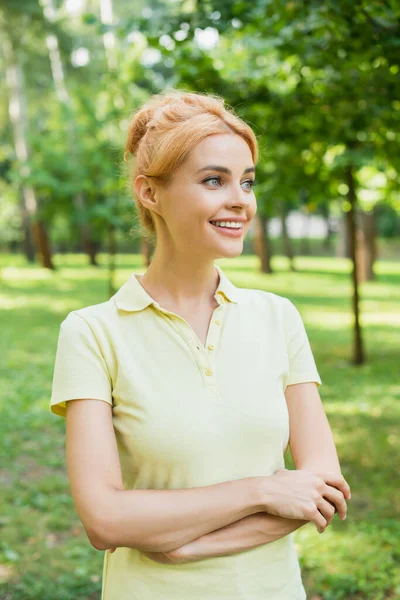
[202,304,226,385]
[153,295,226,386]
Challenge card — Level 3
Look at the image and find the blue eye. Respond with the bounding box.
[205,177,221,186]
[243,179,257,189]
[203,176,257,189]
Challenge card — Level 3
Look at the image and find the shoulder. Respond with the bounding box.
[238,286,294,318]
[233,287,299,340]
[63,296,117,323]
[60,297,117,338]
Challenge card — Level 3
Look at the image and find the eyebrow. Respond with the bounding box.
[196,165,256,175]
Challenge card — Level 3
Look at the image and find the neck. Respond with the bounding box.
[138,254,220,310]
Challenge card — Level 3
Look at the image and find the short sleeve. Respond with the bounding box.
[281,298,322,390]
[50,311,113,418]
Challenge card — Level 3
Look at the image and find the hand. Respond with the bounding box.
[263,468,351,534]
[142,546,198,564]
[107,547,189,563]
[141,550,178,564]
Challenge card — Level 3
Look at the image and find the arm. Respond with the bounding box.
[143,382,348,564]
[66,398,267,554]
[142,512,309,564]
[284,382,344,474]
[280,299,344,476]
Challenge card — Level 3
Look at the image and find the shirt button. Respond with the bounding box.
[208,344,215,351]
[215,320,221,325]
[205,368,213,376]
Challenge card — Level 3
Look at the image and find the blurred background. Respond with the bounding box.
[0,1,399,599]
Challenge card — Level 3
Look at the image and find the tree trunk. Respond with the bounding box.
[86,237,99,266]
[2,30,50,267]
[359,209,378,281]
[320,204,334,252]
[353,209,378,283]
[75,191,98,265]
[100,0,119,288]
[100,0,118,71]
[41,0,97,265]
[336,212,352,258]
[19,184,35,262]
[32,219,55,269]
[253,214,272,274]
[345,164,364,365]
[280,201,295,271]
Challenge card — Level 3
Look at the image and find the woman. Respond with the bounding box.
[50,89,351,599]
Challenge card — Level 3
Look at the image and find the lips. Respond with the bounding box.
[209,220,246,224]
[209,222,242,228]
[209,221,244,237]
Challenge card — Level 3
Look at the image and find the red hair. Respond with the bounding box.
[123,88,259,239]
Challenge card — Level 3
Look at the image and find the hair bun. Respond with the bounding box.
[123,112,151,161]
[124,98,176,161]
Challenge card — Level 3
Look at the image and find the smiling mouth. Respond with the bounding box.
[208,221,245,229]
[208,222,244,236]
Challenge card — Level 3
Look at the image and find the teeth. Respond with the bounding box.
[210,221,242,229]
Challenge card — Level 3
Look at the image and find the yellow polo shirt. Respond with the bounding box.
[50,263,322,600]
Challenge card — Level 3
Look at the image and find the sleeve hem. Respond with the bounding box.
[50,397,113,419]
[285,374,322,387]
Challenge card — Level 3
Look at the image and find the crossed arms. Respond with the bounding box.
[109,382,348,563]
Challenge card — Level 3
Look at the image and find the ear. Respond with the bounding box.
[134,175,159,213]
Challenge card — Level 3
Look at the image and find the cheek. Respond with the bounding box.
[200,190,228,218]
[163,197,193,230]
[167,208,204,238]
[247,196,257,216]
[166,186,225,231]
[184,193,216,224]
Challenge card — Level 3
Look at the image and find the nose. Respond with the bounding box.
[229,185,252,211]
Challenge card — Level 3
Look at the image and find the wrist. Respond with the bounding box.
[168,539,204,563]
[248,475,277,513]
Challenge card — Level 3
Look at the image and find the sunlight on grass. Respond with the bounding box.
[294,520,400,598]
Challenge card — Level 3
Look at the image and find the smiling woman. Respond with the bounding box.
[125,94,260,281]
[50,88,350,600]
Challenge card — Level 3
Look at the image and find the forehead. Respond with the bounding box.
[185,133,253,170]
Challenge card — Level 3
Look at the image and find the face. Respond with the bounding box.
[135,133,257,260]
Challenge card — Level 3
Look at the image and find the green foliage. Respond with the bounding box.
[1,0,400,251]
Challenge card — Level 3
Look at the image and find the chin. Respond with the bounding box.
[213,245,244,260]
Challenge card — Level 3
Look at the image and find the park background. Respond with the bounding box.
[0,1,399,599]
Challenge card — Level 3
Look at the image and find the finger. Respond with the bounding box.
[314,471,351,500]
[324,486,347,520]
[317,498,336,525]
[317,472,351,500]
[326,497,338,513]
[311,507,327,533]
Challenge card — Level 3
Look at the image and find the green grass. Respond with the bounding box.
[0,252,399,600]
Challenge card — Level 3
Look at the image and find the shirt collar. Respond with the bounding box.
[112,264,240,313]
